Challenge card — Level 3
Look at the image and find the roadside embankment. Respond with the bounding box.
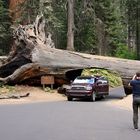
[106,94,132,111]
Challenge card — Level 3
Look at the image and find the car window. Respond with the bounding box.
[97,77,108,84]
[73,77,95,84]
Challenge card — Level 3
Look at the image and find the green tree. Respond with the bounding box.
[52,0,67,49]
[74,0,96,53]
[40,0,67,49]
[95,0,127,56]
[12,0,138,60]
[0,0,12,55]
[120,0,140,60]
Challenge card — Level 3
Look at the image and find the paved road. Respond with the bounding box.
[0,87,140,140]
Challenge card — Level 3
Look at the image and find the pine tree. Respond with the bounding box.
[74,0,96,53]
[0,0,12,55]
[120,0,139,59]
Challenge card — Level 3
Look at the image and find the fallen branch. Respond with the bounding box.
[0,93,30,99]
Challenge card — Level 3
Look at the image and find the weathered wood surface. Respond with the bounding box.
[0,15,139,95]
[0,56,7,65]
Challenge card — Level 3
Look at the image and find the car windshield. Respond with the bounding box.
[73,77,95,84]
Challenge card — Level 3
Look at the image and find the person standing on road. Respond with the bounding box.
[130,72,140,130]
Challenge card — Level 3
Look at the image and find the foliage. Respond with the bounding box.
[81,68,122,88]
[95,0,127,55]
[115,44,137,59]
[43,86,54,93]
[120,0,139,59]
[41,0,67,49]
[0,85,15,94]
[17,0,67,49]
[74,0,96,52]
[0,0,12,55]
[0,0,139,60]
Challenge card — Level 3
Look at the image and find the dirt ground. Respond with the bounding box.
[0,85,66,105]
[0,85,132,111]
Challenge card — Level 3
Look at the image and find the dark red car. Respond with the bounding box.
[66,76,109,101]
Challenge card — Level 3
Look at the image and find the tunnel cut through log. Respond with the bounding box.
[0,15,139,95]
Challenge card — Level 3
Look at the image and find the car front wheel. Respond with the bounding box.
[90,93,96,102]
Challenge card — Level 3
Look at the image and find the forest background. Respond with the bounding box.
[0,0,139,60]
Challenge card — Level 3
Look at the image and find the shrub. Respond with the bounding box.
[81,68,122,88]
[115,44,136,60]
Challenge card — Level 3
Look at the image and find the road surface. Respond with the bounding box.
[0,87,140,140]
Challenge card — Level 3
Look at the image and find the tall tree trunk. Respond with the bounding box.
[9,0,25,21]
[95,18,106,56]
[127,4,135,52]
[67,0,75,51]
[136,0,140,59]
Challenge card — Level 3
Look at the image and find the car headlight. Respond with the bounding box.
[85,85,92,90]
[66,86,71,90]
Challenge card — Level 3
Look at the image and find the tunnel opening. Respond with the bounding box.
[65,68,123,88]
[65,69,83,81]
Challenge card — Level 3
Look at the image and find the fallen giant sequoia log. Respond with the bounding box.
[0,15,140,95]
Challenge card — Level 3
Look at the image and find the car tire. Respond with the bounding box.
[91,93,96,102]
[67,97,72,101]
[102,95,106,99]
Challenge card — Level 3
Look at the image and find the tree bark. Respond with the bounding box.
[9,0,25,21]
[0,15,140,95]
[67,0,75,51]
[95,18,107,56]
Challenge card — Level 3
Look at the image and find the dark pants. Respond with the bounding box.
[133,96,140,129]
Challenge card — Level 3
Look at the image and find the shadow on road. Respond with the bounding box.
[107,86,126,99]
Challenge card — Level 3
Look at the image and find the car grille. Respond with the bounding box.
[71,86,86,90]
